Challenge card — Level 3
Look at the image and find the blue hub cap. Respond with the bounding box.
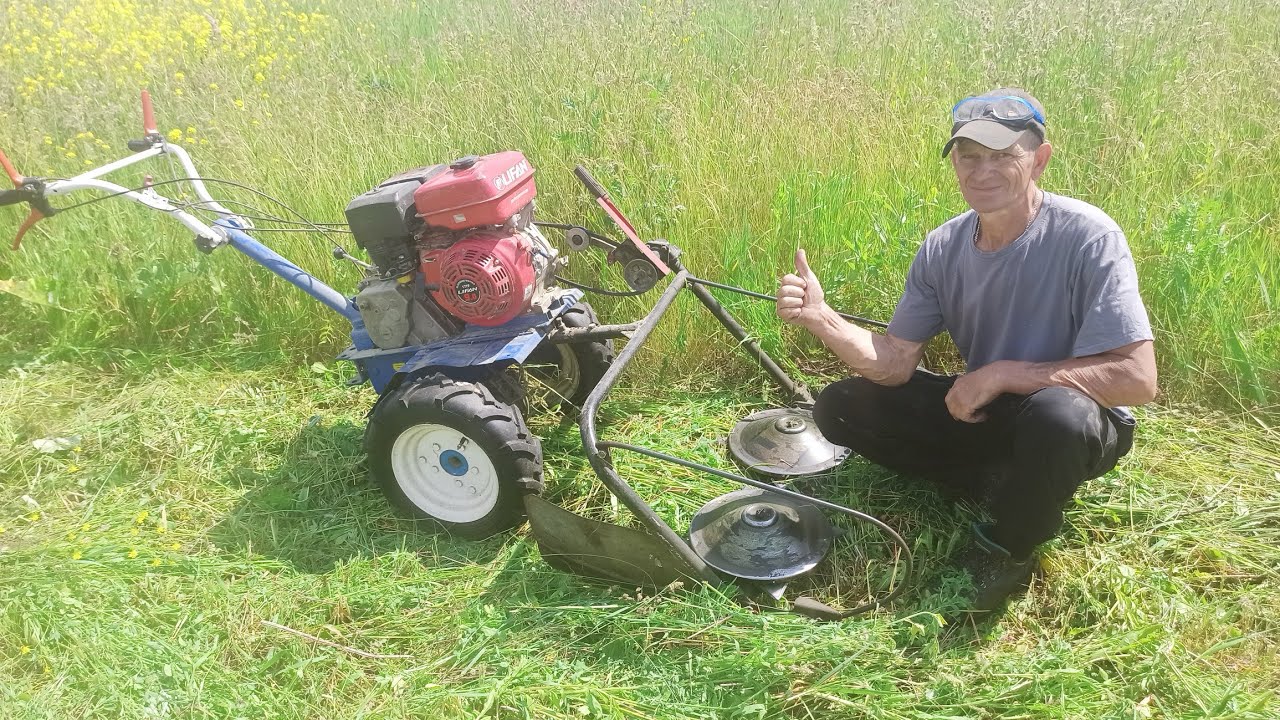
[439,449,470,477]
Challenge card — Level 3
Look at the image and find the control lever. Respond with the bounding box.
[572,164,671,276]
[332,245,374,271]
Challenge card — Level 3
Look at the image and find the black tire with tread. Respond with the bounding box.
[364,373,543,539]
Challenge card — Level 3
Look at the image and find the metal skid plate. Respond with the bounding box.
[688,488,835,582]
[525,496,703,590]
[397,290,584,372]
[728,408,850,477]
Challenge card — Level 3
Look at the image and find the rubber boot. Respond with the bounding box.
[955,522,1037,613]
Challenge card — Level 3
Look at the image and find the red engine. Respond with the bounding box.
[415,152,549,327]
[421,229,538,326]
[345,151,560,344]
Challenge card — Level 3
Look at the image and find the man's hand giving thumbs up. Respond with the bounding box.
[776,249,828,329]
[776,248,926,387]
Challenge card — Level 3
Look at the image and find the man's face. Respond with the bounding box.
[950,136,1050,213]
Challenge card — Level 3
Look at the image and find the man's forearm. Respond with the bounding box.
[804,305,918,385]
[991,346,1158,408]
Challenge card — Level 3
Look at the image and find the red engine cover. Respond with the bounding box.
[421,230,537,326]
[413,151,536,230]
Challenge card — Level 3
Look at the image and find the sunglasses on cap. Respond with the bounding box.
[951,95,1046,126]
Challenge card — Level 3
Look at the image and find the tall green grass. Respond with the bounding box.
[1,0,1277,409]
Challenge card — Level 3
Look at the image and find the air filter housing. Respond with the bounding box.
[344,165,446,275]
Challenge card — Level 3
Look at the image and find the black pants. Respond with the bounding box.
[812,371,1134,558]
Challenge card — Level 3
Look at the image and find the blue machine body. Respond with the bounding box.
[214,219,580,395]
[338,291,583,393]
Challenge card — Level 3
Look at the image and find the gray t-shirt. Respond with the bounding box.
[887,192,1153,370]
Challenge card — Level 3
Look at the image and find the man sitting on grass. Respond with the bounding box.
[775,87,1157,613]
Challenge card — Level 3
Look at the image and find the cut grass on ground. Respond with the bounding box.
[2,362,1276,718]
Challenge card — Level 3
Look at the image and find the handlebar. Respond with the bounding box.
[0,145,245,250]
[0,189,25,207]
[1,90,252,250]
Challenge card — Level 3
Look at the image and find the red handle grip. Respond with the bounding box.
[573,165,609,200]
[0,148,23,186]
[141,89,158,136]
[11,208,46,250]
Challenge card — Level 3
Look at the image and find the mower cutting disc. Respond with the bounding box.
[728,408,850,477]
[688,488,835,581]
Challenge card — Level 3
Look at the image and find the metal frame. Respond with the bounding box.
[572,256,913,604]
[35,142,370,331]
[44,143,249,242]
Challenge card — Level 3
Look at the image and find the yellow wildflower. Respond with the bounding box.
[3,0,324,139]
[19,646,30,655]
[150,557,162,566]
[127,548,138,558]
[67,464,81,473]
[169,542,180,550]
[71,549,82,560]
[26,512,40,522]
[134,510,148,524]
[167,129,182,142]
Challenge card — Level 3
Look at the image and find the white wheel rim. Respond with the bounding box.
[533,344,580,401]
[390,423,500,524]
[551,344,581,399]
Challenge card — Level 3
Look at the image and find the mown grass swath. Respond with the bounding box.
[1,366,1276,717]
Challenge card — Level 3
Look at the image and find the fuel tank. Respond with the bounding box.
[413,152,536,230]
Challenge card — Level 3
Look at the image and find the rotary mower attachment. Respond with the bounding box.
[527,198,914,618]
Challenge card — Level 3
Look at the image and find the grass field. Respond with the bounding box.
[2,0,1279,717]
